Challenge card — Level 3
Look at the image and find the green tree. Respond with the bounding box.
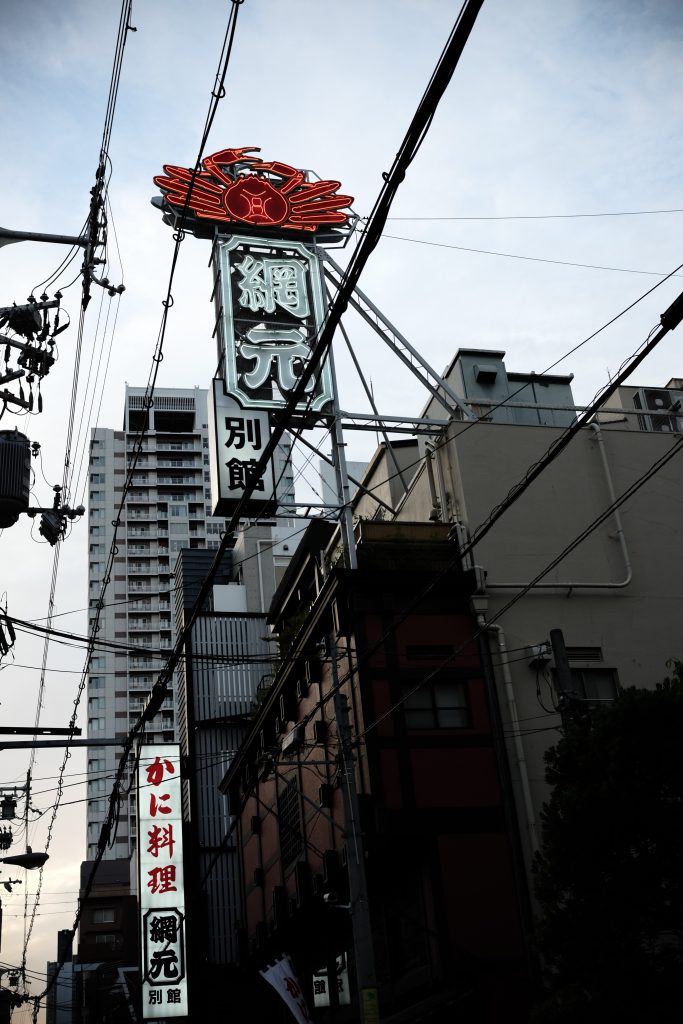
[532,661,683,1023]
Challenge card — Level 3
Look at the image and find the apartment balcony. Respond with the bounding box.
[128,562,158,575]
[157,459,201,469]
[157,475,201,485]
[155,440,199,451]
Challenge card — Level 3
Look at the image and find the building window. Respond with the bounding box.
[403,679,470,729]
[95,933,121,948]
[93,908,116,924]
[170,505,186,517]
[557,647,620,706]
[88,696,105,710]
[89,678,105,689]
[88,718,104,731]
[278,777,303,868]
[567,667,619,704]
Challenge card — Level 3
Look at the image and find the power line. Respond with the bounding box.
[377,207,683,221]
[22,0,137,996]
[462,290,683,559]
[37,0,485,1004]
[34,0,246,1008]
[341,256,683,510]
[355,433,683,741]
[380,232,683,278]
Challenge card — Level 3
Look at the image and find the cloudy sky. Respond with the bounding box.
[1,0,682,1011]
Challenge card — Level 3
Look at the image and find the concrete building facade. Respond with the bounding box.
[354,348,683,884]
[85,385,294,861]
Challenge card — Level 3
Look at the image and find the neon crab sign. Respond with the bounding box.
[153,147,353,235]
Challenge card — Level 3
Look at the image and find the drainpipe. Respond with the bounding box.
[484,620,539,856]
[424,441,441,521]
[488,421,632,591]
[425,439,450,522]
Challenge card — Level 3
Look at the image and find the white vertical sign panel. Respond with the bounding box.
[138,744,188,1019]
[208,378,281,518]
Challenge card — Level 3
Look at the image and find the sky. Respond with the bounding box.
[1,0,683,1014]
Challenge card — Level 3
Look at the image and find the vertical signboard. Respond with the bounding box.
[216,235,334,413]
[207,378,281,518]
[312,953,351,1007]
[138,744,188,1019]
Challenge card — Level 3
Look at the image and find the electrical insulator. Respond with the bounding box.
[0,431,30,528]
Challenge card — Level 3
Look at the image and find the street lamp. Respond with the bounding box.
[0,848,48,870]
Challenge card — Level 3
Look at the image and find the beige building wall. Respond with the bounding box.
[354,411,683,881]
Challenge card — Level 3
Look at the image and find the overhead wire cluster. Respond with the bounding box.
[16,0,683,1014]
[32,0,248,1010]
[20,0,135,997]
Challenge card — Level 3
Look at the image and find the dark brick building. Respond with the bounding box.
[221,520,532,1022]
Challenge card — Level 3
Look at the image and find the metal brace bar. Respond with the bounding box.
[322,253,475,421]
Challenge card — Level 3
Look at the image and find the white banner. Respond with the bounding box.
[260,955,314,1024]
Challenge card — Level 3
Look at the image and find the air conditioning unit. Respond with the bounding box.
[295,861,312,905]
[318,784,333,808]
[313,720,327,745]
[633,388,683,433]
[322,849,340,885]
[281,723,304,754]
[272,886,288,929]
[296,678,309,701]
[305,659,322,686]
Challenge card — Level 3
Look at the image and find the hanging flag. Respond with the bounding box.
[260,955,314,1024]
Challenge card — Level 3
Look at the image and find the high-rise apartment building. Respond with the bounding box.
[85,386,294,861]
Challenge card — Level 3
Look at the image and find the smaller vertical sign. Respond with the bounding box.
[208,378,282,518]
[312,953,351,1007]
[138,744,188,1019]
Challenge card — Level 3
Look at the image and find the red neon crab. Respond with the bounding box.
[153,147,353,233]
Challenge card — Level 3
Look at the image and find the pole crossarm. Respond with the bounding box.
[322,254,475,422]
[0,227,87,249]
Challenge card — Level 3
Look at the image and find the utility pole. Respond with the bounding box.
[550,628,574,726]
[329,637,379,1024]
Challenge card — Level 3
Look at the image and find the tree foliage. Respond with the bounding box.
[532,661,683,1022]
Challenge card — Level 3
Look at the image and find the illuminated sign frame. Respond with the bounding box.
[217,234,333,413]
[137,744,188,1019]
